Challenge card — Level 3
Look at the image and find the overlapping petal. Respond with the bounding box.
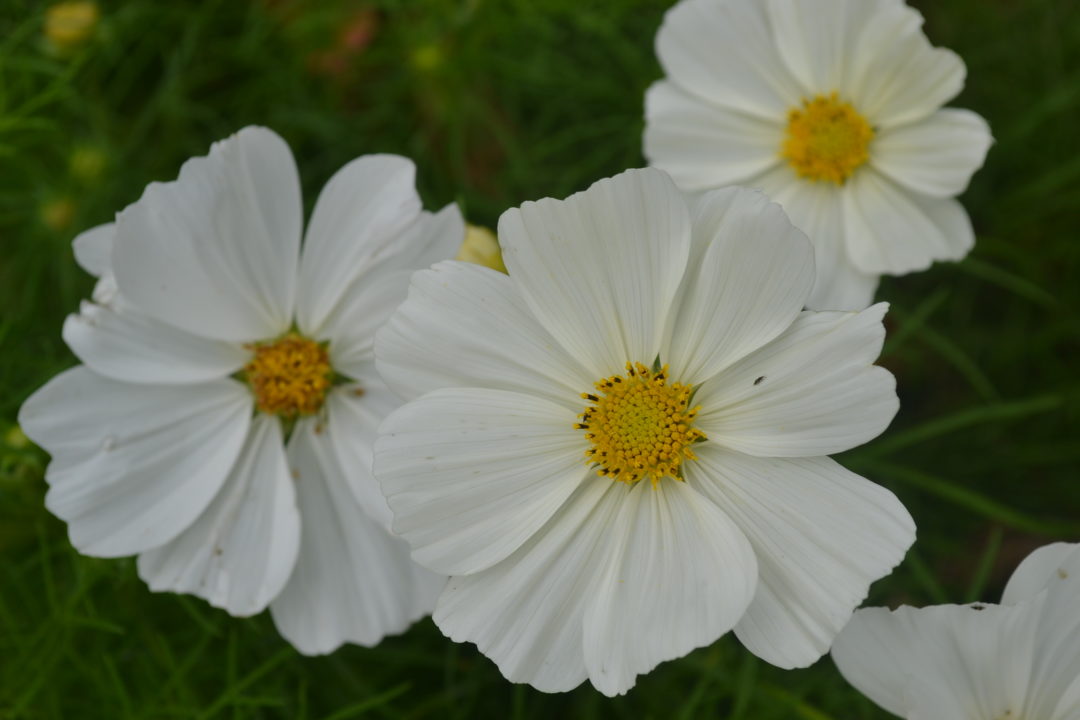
[687,446,914,668]
[71,223,115,277]
[665,187,813,383]
[843,169,975,275]
[136,414,299,616]
[375,388,588,576]
[270,419,441,655]
[644,81,782,190]
[873,109,992,198]
[112,127,302,342]
[433,478,622,693]
[499,168,691,378]
[375,261,592,407]
[583,479,757,696]
[18,367,251,557]
[63,301,249,385]
[695,304,898,457]
[655,0,802,119]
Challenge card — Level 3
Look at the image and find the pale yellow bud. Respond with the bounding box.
[44,1,100,56]
[456,224,506,273]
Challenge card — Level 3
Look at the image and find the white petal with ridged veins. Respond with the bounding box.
[18,367,251,557]
[498,168,690,378]
[583,479,757,697]
[686,446,914,668]
[434,477,622,693]
[313,376,401,530]
[873,109,992,198]
[1023,547,1080,720]
[375,261,592,408]
[749,164,879,311]
[63,301,249,385]
[314,204,464,378]
[655,0,803,119]
[644,81,782,191]
[765,0,882,94]
[72,223,115,278]
[833,602,1041,720]
[112,127,301,342]
[270,419,441,655]
[375,388,588,576]
[695,305,897,457]
[296,155,428,338]
[665,187,813,384]
[848,8,965,128]
[136,414,299,616]
[843,169,974,275]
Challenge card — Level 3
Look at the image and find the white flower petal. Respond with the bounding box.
[136,414,299,616]
[317,204,465,377]
[375,260,592,407]
[63,301,249,385]
[695,304,897,457]
[375,388,588,576]
[498,168,691,378]
[434,477,622,693]
[849,7,966,127]
[750,165,879,310]
[644,81,783,191]
[833,602,1041,720]
[843,169,975,275]
[873,109,993,198]
[72,223,115,278]
[583,479,757,697]
[296,154,430,337]
[765,0,882,94]
[1002,543,1079,606]
[1024,548,1080,720]
[270,419,441,655]
[314,377,400,530]
[665,187,813,384]
[655,0,803,119]
[686,446,914,668]
[18,367,251,557]
[112,127,301,342]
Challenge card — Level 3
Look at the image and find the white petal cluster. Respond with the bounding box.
[373,167,915,695]
[833,542,1080,719]
[19,127,460,654]
[645,0,993,310]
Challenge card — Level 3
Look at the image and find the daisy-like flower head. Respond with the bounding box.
[373,167,916,695]
[18,127,459,654]
[833,542,1080,719]
[644,0,994,310]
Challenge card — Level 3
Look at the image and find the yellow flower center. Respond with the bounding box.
[782,93,874,184]
[244,334,332,417]
[576,362,705,487]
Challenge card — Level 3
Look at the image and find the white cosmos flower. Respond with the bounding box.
[18,126,458,654]
[372,167,915,696]
[644,0,993,310]
[833,542,1080,720]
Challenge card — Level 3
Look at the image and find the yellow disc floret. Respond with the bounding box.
[782,92,874,184]
[244,333,332,418]
[576,362,706,487]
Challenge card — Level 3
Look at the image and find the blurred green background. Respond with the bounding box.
[1,0,1078,717]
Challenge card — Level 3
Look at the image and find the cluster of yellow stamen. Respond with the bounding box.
[243,333,332,418]
[782,92,874,184]
[576,362,705,487]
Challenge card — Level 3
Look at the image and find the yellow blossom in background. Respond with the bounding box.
[69,145,108,184]
[40,197,76,232]
[44,1,100,56]
[456,223,506,273]
[4,425,30,450]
